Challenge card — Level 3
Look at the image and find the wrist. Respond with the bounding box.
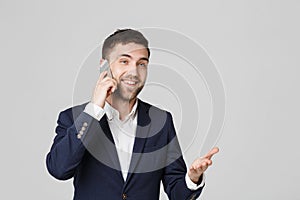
[91,100,104,109]
[188,172,202,184]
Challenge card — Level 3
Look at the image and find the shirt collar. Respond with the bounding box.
[104,99,138,121]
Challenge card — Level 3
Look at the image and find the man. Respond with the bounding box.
[46,29,219,200]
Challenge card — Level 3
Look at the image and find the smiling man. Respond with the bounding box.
[46,29,219,200]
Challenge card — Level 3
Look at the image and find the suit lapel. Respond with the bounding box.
[124,99,151,185]
[98,115,124,183]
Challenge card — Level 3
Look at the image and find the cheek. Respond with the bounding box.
[139,69,147,81]
[112,66,126,79]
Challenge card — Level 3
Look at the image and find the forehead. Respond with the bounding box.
[108,43,149,61]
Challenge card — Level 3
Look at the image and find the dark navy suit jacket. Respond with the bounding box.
[46,99,204,200]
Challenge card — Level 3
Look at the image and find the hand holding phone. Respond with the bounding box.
[92,60,117,108]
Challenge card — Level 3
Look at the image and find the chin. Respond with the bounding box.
[118,86,143,102]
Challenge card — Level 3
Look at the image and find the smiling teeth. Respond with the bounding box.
[124,81,136,85]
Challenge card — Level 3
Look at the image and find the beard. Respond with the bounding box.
[112,76,145,102]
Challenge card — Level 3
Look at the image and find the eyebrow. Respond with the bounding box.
[119,54,149,62]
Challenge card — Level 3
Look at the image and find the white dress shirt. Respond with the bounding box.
[84,101,204,189]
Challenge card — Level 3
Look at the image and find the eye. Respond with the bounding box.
[120,60,128,64]
[138,62,148,67]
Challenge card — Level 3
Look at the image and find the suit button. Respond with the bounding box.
[122,193,127,200]
[83,122,88,127]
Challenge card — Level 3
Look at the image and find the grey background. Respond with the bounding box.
[1,0,299,199]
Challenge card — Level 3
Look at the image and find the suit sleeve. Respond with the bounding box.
[162,112,204,200]
[46,107,97,180]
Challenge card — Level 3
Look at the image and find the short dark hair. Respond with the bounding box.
[102,29,150,60]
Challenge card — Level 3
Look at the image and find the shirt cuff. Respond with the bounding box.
[185,173,205,190]
[84,102,105,121]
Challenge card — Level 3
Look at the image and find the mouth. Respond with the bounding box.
[122,79,139,87]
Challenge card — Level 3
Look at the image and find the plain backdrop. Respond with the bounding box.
[1,0,299,199]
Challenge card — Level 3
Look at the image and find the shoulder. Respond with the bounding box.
[138,99,171,115]
[138,99,174,126]
[57,102,89,122]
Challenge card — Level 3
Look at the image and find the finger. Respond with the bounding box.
[109,79,118,92]
[191,163,200,171]
[204,147,219,160]
[190,164,196,170]
[104,80,117,90]
[189,166,196,172]
[196,158,210,168]
[200,163,208,171]
[109,80,119,93]
[97,71,108,83]
[208,160,212,166]
[100,76,112,83]
[194,163,207,172]
[97,77,116,87]
[202,160,212,168]
[111,78,117,87]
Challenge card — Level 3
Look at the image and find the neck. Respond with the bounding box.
[106,96,137,121]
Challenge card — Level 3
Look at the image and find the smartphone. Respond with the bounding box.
[99,59,111,77]
[99,60,115,94]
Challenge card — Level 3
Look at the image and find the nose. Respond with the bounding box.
[127,62,139,76]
